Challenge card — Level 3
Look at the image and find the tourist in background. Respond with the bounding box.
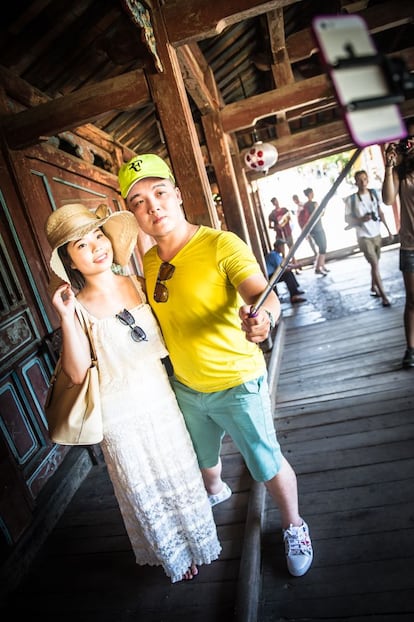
[303,187,329,275]
[268,197,297,265]
[382,117,414,368]
[293,193,317,259]
[265,240,306,305]
[345,170,392,307]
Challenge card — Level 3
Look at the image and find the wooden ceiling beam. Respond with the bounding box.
[286,0,413,64]
[245,119,357,177]
[245,96,414,176]
[267,8,294,87]
[0,69,150,150]
[177,43,222,114]
[222,43,414,134]
[221,74,332,133]
[272,120,352,168]
[159,0,302,45]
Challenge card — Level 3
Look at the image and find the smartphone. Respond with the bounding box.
[312,14,406,147]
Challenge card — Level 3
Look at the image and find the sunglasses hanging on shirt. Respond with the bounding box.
[153,262,175,303]
[116,308,147,342]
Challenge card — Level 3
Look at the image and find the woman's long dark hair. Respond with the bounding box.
[57,243,85,291]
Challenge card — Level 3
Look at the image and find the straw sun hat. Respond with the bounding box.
[45,203,139,284]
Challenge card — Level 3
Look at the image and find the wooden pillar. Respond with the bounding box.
[231,146,267,273]
[201,111,266,272]
[145,3,217,228]
[202,111,248,242]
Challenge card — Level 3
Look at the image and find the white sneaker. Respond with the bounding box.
[283,521,313,577]
[208,482,232,507]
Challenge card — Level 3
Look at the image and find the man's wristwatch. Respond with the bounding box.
[263,308,276,330]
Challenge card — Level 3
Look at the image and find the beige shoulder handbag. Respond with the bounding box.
[44,302,103,445]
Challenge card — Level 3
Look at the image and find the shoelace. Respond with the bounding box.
[284,526,312,556]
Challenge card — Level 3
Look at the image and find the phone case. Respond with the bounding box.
[312,15,406,147]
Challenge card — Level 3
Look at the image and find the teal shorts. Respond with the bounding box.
[171,375,283,482]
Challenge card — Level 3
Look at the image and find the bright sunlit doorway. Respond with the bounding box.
[256,145,398,260]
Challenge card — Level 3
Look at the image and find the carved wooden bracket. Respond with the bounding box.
[123,0,164,73]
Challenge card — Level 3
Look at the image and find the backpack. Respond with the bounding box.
[349,188,380,220]
[298,203,310,229]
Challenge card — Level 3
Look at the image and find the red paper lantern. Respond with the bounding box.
[244,141,278,173]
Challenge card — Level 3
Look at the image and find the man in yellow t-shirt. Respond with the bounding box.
[118,154,313,577]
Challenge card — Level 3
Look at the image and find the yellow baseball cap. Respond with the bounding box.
[118,154,175,199]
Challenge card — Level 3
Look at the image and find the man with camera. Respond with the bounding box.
[382,118,414,369]
[345,170,392,307]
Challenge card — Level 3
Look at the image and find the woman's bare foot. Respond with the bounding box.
[183,564,199,580]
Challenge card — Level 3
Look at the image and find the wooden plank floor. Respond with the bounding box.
[1,434,253,622]
[2,244,414,622]
[259,245,414,621]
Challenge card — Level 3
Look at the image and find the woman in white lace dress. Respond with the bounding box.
[45,203,221,582]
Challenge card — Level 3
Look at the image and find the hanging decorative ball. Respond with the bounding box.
[244,141,278,173]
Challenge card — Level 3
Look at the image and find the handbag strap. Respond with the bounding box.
[129,274,147,304]
[74,300,98,363]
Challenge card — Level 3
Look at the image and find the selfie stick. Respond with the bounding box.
[250,147,362,317]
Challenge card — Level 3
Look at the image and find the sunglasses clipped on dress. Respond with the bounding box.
[116,306,175,377]
[116,308,147,342]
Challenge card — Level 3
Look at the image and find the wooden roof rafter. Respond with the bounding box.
[158,0,302,45]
